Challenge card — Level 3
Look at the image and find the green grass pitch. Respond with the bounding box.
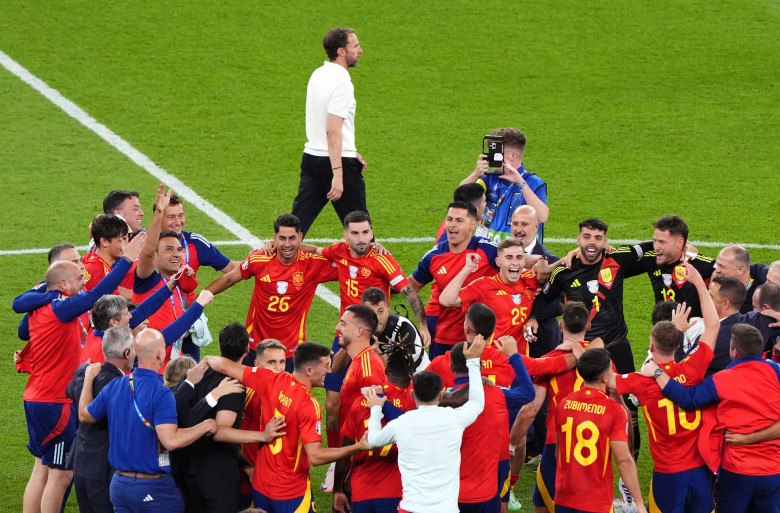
[1,1,779,510]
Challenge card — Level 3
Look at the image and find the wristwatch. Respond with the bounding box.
[653,368,663,379]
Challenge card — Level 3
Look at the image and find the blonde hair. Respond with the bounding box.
[163,355,197,388]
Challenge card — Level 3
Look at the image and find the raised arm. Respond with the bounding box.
[439,253,479,308]
[130,279,175,328]
[202,355,250,382]
[451,336,486,426]
[399,283,430,347]
[684,260,718,351]
[137,185,172,279]
[159,291,213,346]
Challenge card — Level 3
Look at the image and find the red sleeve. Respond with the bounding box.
[313,256,339,282]
[321,243,340,262]
[676,343,714,384]
[521,271,538,290]
[522,354,569,376]
[378,253,409,292]
[299,397,323,445]
[241,366,275,398]
[240,250,267,281]
[614,373,647,397]
[459,282,482,312]
[340,398,363,440]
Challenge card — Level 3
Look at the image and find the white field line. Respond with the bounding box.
[3,237,780,257]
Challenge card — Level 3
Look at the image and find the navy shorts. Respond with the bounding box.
[715,467,780,513]
[532,444,556,510]
[111,472,183,513]
[649,465,713,513]
[324,335,348,392]
[24,401,77,469]
[498,459,511,502]
[252,487,315,513]
[555,506,601,513]
[458,495,501,513]
[352,497,401,513]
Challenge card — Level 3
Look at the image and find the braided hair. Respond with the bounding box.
[381,336,415,379]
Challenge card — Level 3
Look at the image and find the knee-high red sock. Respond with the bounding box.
[509,473,521,490]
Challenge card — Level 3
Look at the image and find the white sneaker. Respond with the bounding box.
[320,462,335,492]
[508,490,522,511]
[618,478,638,513]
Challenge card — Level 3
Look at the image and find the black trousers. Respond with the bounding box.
[292,153,368,235]
[74,475,113,513]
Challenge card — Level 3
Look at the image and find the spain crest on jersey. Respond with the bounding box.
[587,280,599,294]
[276,281,288,294]
[361,266,371,277]
[512,293,523,305]
[292,271,304,287]
[600,268,613,285]
[349,265,359,279]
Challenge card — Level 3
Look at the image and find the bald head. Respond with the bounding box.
[714,245,751,285]
[768,261,780,285]
[511,205,539,247]
[45,261,84,296]
[135,329,166,369]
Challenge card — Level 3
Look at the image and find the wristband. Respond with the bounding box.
[518,180,527,190]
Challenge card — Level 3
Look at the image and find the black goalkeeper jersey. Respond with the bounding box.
[532,244,643,345]
[627,241,715,318]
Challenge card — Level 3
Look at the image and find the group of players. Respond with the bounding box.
[13,174,780,513]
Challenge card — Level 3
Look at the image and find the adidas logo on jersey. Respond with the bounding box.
[496,290,507,295]
[143,495,154,502]
[436,266,447,275]
[260,275,271,282]
[571,279,581,288]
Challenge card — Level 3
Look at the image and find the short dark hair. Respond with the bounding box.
[651,301,678,325]
[219,322,250,361]
[448,201,477,220]
[653,215,689,243]
[103,190,139,214]
[651,321,682,354]
[92,295,128,331]
[323,27,355,61]
[497,238,525,254]
[577,348,612,383]
[158,230,180,243]
[273,214,301,233]
[579,218,608,234]
[712,276,747,309]
[489,127,527,152]
[730,323,764,357]
[152,193,182,213]
[562,301,589,334]
[755,283,780,310]
[449,342,468,375]
[48,243,76,265]
[345,304,379,334]
[412,370,443,402]
[91,214,129,247]
[343,210,372,229]
[293,342,330,371]
[465,303,496,339]
[361,286,387,305]
[453,183,485,206]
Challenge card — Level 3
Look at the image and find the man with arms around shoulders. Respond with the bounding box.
[78,329,218,513]
[206,214,338,368]
[204,342,371,513]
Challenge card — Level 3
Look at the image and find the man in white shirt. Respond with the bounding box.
[365,335,486,513]
[292,26,368,236]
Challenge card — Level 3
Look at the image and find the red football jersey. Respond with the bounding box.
[132,271,186,365]
[241,386,262,467]
[82,329,105,364]
[82,252,134,293]
[25,303,83,403]
[616,343,712,473]
[339,347,387,425]
[534,341,590,445]
[459,272,538,354]
[242,366,322,500]
[321,242,409,314]
[340,382,415,502]
[240,250,337,355]
[457,384,508,502]
[427,345,515,388]
[554,387,628,512]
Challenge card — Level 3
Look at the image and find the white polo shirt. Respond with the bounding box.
[303,61,357,158]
